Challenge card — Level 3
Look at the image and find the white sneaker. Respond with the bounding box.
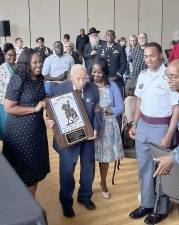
[102,192,110,199]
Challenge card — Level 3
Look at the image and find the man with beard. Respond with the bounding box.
[83,27,101,73]
[97,30,127,97]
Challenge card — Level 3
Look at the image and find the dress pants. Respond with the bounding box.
[59,140,95,209]
[136,118,169,210]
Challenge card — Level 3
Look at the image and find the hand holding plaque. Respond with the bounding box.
[46,91,94,148]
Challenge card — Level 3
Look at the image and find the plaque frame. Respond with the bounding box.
[46,90,94,148]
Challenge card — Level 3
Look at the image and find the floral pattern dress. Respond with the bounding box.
[95,86,124,163]
[0,63,14,139]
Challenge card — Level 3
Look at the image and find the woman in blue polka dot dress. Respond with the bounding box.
[3,49,50,197]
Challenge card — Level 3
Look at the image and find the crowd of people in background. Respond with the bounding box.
[0,26,179,224]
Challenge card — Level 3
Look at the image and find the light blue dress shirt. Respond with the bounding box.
[42,53,74,77]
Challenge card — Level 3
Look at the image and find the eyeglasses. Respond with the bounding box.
[76,78,88,81]
[167,73,179,80]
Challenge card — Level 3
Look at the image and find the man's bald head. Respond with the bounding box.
[53,41,63,56]
[168,59,179,72]
[69,64,87,90]
[167,59,179,92]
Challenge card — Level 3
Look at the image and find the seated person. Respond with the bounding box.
[154,59,179,176]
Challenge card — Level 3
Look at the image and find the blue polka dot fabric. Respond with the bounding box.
[3,74,50,186]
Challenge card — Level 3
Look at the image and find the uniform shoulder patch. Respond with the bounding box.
[139,84,144,89]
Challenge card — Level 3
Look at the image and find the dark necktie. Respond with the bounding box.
[108,47,112,54]
[78,89,83,99]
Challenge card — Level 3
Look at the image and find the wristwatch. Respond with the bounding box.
[131,121,138,128]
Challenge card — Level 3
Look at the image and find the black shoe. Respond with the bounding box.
[129,206,153,219]
[77,198,96,210]
[63,207,75,217]
[144,213,167,224]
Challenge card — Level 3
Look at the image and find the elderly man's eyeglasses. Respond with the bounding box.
[76,77,88,82]
[167,73,179,80]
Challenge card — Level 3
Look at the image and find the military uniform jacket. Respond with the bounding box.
[97,41,127,86]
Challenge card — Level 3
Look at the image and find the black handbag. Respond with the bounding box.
[121,117,135,149]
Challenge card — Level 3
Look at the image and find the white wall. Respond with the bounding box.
[115,0,139,41]
[0,0,179,50]
[163,0,179,49]
[88,0,114,40]
[30,0,60,48]
[0,0,30,47]
[60,0,87,44]
[139,0,162,45]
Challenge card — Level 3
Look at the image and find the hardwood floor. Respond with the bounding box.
[36,131,179,225]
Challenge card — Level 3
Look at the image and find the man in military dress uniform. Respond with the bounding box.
[97,30,127,97]
[129,42,178,224]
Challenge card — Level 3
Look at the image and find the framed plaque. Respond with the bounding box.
[46,90,94,148]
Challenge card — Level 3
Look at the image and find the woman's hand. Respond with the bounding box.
[46,119,54,128]
[88,130,99,140]
[103,107,112,116]
[35,100,46,112]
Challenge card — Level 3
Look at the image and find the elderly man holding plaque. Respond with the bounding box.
[47,64,102,218]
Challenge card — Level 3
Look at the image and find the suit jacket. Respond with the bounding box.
[83,40,104,72]
[49,80,102,150]
[83,43,97,72]
[76,34,89,55]
[97,41,127,87]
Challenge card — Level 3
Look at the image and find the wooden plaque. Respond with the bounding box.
[46,90,94,148]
